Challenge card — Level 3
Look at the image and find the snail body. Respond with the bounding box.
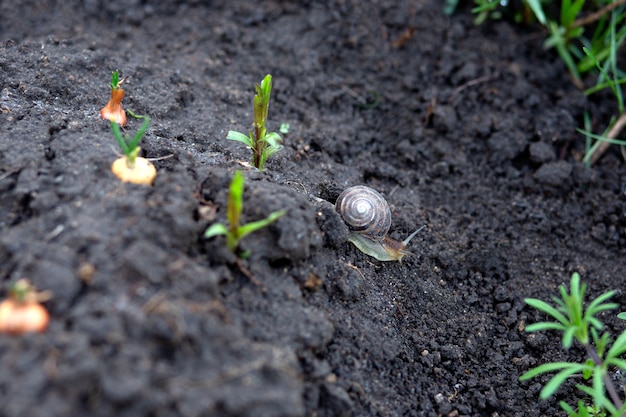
[335,185,423,262]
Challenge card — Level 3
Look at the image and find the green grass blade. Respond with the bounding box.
[584,77,626,96]
[578,127,626,147]
[547,22,581,82]
[110,121,130,155]
[237,209,286,240]
[525,0,546,25]
[610,10,625,113]
[129,115,150,151]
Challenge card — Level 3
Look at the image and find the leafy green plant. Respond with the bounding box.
[204,170,286,256]
[465,1,626,165]
[111,113,150,166]
[227,74,283,171]
[520,272,626,416]
[109,112,158,185]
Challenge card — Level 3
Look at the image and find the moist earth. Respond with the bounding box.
[1,1,625,416]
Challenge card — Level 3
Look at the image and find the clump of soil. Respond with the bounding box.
[1,1,625,416]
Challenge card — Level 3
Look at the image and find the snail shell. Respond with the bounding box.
[335,185,422,262]
[335,186,391,241]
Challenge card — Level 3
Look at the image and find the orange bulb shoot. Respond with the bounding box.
[100,87,127,126]
[0,279,50,335]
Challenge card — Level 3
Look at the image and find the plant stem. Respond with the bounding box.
[571,0,626,29]
[585,343,625,413]
[253,125,263,169]
[590,111,626,165]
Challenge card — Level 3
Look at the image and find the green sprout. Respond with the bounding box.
[110,69,122,90]
[227,74,283,171]
[204,170,286,256]
[279,122,290,135]
[520,273,626,417]
[110,114,150,168]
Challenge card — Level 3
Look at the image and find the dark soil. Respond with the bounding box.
[1,1,625,416]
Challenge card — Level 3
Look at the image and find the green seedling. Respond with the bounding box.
[110,114,156,185]
[279,122,290,135]
[227,74,283,171]
[464,0,626,165]
[204,170,286,256]
[520,273,626,417]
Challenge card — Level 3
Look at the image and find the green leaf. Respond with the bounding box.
[520,361,578,380]
[253,74,272,129]
[227,131,254,147]
[525,298,570,325]
[618,312,626,320]
[260,74,272,99]
[585,290,616,315]
[279,123,290,134]
[237,209,286,240]
[129,115,150,151]
[262,131,283,148]
[540,364,587,399]
[563,326,577,349]
[605,358,626,370]
[471,1,499,14]
[525,322,566,332]
[110,121,129,154]
[525,0,546,25]
[561,0,585,28]
[606,330,626,359]
[204,223,229,238]
[265,144,283,158]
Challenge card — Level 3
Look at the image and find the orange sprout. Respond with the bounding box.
[100,87,126,126]
[0,279,51,335]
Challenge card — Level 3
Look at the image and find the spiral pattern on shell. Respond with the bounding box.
[335,185,391,241]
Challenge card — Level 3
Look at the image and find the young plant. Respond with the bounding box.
[466,0,626,165]
[100,69,127,126]
[0,279,51,335]
[520,272,626,417]
[110,114,157,185]
[227,74,283,171]
[204,170,286,256]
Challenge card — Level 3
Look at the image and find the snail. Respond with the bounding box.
[335,185,424,262]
